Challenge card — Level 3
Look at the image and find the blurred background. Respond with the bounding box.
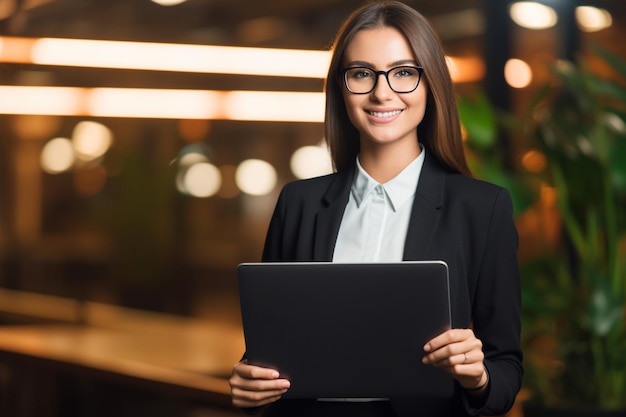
[0,0,624,416]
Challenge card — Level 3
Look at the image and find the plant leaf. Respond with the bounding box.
[585,267,624,337]
[589,41,626,81]
[458,92,497,149]
[608,137,626,192]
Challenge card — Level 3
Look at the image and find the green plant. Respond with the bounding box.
[458,89,537,214]
[459,42,626,410]
[519,43,626,409]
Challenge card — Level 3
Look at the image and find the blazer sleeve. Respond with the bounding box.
[262,184,289,262]
[464,188,523,416]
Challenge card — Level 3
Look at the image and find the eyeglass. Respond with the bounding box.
[342,65,424,94]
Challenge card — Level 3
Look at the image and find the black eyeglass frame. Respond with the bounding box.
[341,65,425,94]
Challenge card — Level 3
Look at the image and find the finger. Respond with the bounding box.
[423,340,482,366]
[230,378,290,408]
[234,362,281,380]
[422,328,483,362]
[464,350,485,364]
[431,350,485,373]
[452,349,485,366]
[422,343,485,367]
[231,383,289,398]
[230,373,290,392]
[423,328,474,353]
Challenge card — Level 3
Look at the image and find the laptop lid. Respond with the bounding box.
[237,261,453,399]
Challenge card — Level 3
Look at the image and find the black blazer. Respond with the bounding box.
[260,152,523,417]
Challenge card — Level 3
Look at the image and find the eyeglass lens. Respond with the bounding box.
[344,66,422,94]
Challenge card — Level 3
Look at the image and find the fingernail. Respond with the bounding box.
[423,344,431,352]
[270,371,280,378]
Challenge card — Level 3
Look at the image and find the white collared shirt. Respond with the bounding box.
[333,148,425,263]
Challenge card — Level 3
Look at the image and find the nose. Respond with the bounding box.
[371,73,394,101]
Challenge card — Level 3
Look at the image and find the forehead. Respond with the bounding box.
[343,26,416,67]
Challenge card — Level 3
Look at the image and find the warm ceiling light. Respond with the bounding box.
[0,86,325,122]
[509,2,558,30]
[0,86,83,115]
[86,88,224,119]
[1,36,474,83]
[576,6,612,32]
[27,37,331,78]
[223,91,324,122]
[0,37,35,63]
[151,0,187,5]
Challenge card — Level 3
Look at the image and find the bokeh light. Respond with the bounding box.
[41,137,75,174]
[236,159,277,196]
[604,113,626,134]
[290,144,333,179]
[521,150,547,174]
[576,6,612,32]
[509,2,557,30]
[183,162,222,198]
[72,121,113,162]
[504,58,533,89]
[178,152,208,168]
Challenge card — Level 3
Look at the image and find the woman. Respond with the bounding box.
[229,1,523,416]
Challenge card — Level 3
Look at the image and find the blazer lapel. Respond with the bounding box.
[403,153,446,261]
[313,167,354,261]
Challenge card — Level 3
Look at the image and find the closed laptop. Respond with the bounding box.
[237,261,453,399]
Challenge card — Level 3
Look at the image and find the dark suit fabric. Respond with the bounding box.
[260,153,523,417]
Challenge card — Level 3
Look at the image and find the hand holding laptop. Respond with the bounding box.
[231,260,489,407]
[422,328,490,394]
[230,360,290,408]
[230,327,489,409]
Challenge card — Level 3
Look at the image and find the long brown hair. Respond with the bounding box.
[324,0,471,177]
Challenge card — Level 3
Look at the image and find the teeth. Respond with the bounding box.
[369,110,402,118]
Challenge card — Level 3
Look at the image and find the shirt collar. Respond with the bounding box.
[351,145,425,211]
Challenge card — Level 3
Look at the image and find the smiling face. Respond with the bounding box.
[341,26,427,155]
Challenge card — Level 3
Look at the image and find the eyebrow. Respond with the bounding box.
[344,59,419,68]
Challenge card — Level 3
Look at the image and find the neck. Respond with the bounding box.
[359,141,421,183]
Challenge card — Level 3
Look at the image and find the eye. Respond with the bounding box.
[393,67,419,78]
[348,67,374,79]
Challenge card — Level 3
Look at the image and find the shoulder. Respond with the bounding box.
[420,149,511,210]
[276,174,336,206]
[422,153,511,209]
[277,168,352,205]
[447,172,507,196]
[281,172,338,195]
